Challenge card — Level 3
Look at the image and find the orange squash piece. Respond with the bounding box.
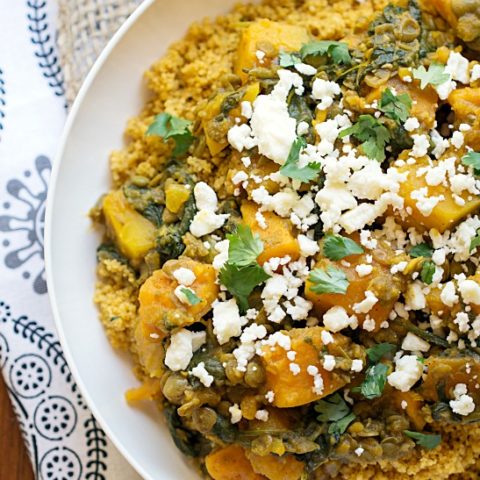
[449,88,480,150]
[205,445,264,480]
[246,451,304,480]
[138,258,219,334]
[235,20,309,82]
[260,327,350,408]
[391,390,426,430]
[241,201,300,265]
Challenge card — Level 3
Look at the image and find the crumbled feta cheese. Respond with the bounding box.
[387,355,423,392]
[355,447,364,457]
[451,131,464,149]
[228,123,256,152]
[194,182,218,211]
[351,359,363,372]
[298,234,320,257]
[401,332,430,352]
[241,101,253,119]
[296,121,310,136]
[323,306,357,332]
[312,78,341,110]
[356,264,373,277]
[440,281,459,307]
[471,64,480,83]
[229,403,242,424]
[212,239,229,270]
[255,410,269,422]
[174,285,196,305]
[191,362,214,387]
[190,210,229,237]
[265,391,275,403]
[411,134,430,157]
[450,383,475,416]
[321,330,334,345]
[323,355,336,371]
[173,267,196,286]
[353,291,379,314]
[290,362,301,375]
[459,279,480,305]
[165,329,206,371]
[404,117,420,132]
[212,299,244,345]
[295,62,317,76]
[405,282,426,310]
[446,51,470,84]
[362,318,376,332]
[232,170,249,185]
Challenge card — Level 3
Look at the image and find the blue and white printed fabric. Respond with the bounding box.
[0,1,140,478]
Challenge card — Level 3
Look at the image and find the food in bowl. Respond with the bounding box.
[91,0,480,478]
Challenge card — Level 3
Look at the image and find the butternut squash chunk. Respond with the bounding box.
[133,320,165,378]
[305,255,399,331]
[391,390,426,430]
[235,20,309,82]
[165,182,191,214]
[102,190,157,263]
[449,88,480,150]
[246,451,304,480]
[260,327,350,408]
[420,356,480,403]
[396,159,480,233]
[241,201,300,265]
[205,445,264,480]
[138,258,219,334]
[125,377,163,404]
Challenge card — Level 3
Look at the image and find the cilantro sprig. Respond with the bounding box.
[219,225,270,312]
[379,88,412,123]
[461,151,480,175]
[315,393,356,437]
[409,243,433,258]
[413,62,450,90]
[366,343,396,363]
[308,266,349,295]
[323,234,364,261]
[181,288,202,306]
[280,137,321,182]
[279,51,301,68]
[404,430,442,450]
[420,260,435,285]
[353,363,389,400]
[146,112,194,157]
[300,41,351,65]
[339,115,391,162]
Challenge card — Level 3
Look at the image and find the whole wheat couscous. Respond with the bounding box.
[91,0,480,478]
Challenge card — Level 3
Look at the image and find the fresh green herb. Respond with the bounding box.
[308,266,349,295]
[412,63,450,89]
[461,151,480,175]
[366,343,396,363]
[300,41,351,65]
[421,260,435,285]
[410,243,433,258]
[315,393,356,437]
[471,230,480,252]
[404,430,442,449]
[354,363,389,400]
[280,137,321,182]
[339,115,391,162]
[219,264,270,312]
[323,234,364,261]
[181,288,202,306]
[146,112,194,157]
[279,51,301,67]
[227,225,264,267]
[379,88,412,123]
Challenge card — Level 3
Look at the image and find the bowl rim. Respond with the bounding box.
[44,1,156,478]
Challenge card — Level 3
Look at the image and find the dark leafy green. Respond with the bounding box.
[379,88,412,123]
[315,393,356,437]
[308,266,349,295]
[181,288,202,305]
[279,51,301,67]
[413,63,450,89]
[410,243,433,258]
[404,430,441,449]
[354,363,389,400]
[227,225,264,267]
[323,234,364,260]
[461,151,480,175]
[300,41,351,65]
[367,343,397,363]
[421,260,435,285]
[471,230,480,252]
[280,137,321,182]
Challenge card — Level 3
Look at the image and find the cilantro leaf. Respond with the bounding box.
[146,112,194,157]
[279,51,301,68]
[315,393,350,422]
[315,393,356,437]
[366,343,396,363]
[409,243,433,258]
[354,363,389,400]
[308,266,349,295]
[323,234,364,261]
[404,430,441,450]
[181,288,202,306]
[412,63,450,90]
[219,263,270,312]
[421,260,435,285]
[280,137,321,182]
[461,151,480,175]
[379,88,412,123]
[470,229,480,252]
[339,115,391,162]
[227,225,264,267]
[300,41,351,65]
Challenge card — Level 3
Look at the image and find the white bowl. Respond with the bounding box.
[45,1,246,478]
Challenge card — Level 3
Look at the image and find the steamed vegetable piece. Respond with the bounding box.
[235,19,309,81]
[241,201,300,265]
[205,445,263,480]
[102,190,157,263]
[260,327,353,408]
[305,250,401,331]
[138,258,218,334]
[449,88,480,149]
[396,157,480,232]
[246,451,304,480]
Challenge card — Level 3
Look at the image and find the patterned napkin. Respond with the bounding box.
[0,0,142,478]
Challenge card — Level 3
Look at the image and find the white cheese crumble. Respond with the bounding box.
[446,51,470,84]
[356,264,373,277]
[440,281,459,307]
[164,329,206,372]
[290,362,301,375]
[229,404,242,424]
[232,170,249,185]
[173,267,196,286]
[459,279,480,305]
[190,183,229,237]
[323,306,357,332]
[298,234,320,257]
[323,355,336,371]
[212,299,244,345]
[265,391,275,403]
[351,359,364,372]
[212,239,229,270]
[255,410,269,422]
[387,355,423,392]
[312,78,341,110]
[355,447,364,457]
[174,285,196,305]
[471,64,480,83]
[353,291,378,314]
[404,117,420,132]
[450,383,475,416]
[295,63,317,76]
[191,362,214,387]
[401,332,430,352]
